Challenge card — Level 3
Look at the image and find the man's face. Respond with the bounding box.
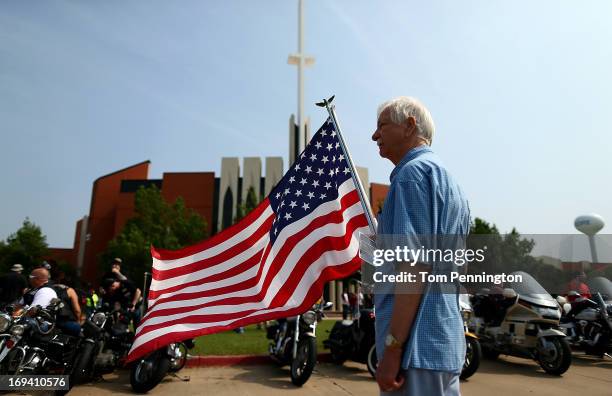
[112,263,121,272]
[28,272,46,288]
[371,108,410,163]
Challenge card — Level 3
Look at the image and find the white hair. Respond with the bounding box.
[377,96,435,145]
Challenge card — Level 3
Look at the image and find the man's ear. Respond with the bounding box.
[404,116,417,136]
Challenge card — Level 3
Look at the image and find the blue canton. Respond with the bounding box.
[268,118,353,244]
[374,146,471,373]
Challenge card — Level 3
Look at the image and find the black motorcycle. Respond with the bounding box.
[267,301,332,386]
[130,339,194,393]
[323,308,377,377]
[559,279,612,358]
[69,301,136,386]
[0,299,83,393]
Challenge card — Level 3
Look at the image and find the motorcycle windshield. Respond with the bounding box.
[587,277,612,302]
[507,271,557,308]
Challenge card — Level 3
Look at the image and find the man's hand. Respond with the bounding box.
[376,347,405,392]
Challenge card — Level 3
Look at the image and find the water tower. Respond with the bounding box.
[574,214,605,265]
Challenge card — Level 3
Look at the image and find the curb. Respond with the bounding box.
[187,353,333,367]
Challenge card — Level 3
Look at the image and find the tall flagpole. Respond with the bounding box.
[317,96,377,235]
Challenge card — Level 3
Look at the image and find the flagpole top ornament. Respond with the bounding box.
[316,95,335,108]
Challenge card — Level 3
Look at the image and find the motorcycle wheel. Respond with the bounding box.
[168,343,188,373]
[329,343,348,365]
[71,341,96,385]
[460,337,481,380]
[482,345,500,360]
[130,350,171,393]
[290,337,317,386]
[537,337,572,376]
[366,344,377,378]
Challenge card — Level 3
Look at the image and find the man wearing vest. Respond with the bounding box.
[22,268,57,308]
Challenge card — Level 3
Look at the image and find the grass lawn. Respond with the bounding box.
[192,318,337,356]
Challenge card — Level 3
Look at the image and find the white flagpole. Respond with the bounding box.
[317,96,377,235]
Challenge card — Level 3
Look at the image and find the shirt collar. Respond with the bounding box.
[390,145,432,182]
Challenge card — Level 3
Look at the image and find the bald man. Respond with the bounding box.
[21,268,58,308]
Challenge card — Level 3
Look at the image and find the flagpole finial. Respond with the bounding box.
[315,95,335,108]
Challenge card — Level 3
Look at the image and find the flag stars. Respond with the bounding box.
[284,212,292,221]
[295,190,303,197]
[343,167,350,175]
[305,166,312,174]
[280,200,285,207]
[289,176,295,184]
[312,180,320,188]
[314,141,322,149]
[284,188,290,195]
[320,193,327,199]
[307,191,315,199]
[294,164,301,171]
[324,182,332,189]
[289,201,297,208]
[326,143,333,151]
[335,142,340,149]
[310,153,317,161]
[275,192,281,199]
[302,203,310,210]
[339,154,345,161]
[299,178,307,186]
[328,169,335,177]
[331,131,337,137]
[316,168,324,176]
[321,130,327,136]
[322,156,329,164]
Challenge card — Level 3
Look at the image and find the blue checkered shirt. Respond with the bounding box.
[374,146,470,373]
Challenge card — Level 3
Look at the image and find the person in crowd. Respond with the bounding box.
[0,264,28,306]
[21,268,57,308]
[342,291,350,320]
[372,97,469,395]
[51,282,83,336]
[565,271,591,300]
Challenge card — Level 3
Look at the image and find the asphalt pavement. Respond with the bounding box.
[16,352,612,396]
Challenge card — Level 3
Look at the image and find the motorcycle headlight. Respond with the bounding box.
[302,311,316,325]
[92,312,106,327]
[0,313,11,333]
[10,324,24,336]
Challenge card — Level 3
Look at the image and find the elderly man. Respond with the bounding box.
[22,268,58,308]
[372,97,470,396]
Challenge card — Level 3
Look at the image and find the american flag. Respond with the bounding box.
[126,118,370,362]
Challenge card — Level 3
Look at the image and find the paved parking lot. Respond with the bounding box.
[64,353,612,396]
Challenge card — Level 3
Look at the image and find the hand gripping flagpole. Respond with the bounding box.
[316,96,377,235]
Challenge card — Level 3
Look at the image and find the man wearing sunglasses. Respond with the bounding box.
[22,268,57,308]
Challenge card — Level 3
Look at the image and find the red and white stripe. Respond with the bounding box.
[126,178,368,362]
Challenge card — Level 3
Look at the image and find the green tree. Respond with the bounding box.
[234,187,260,224]
[466,217,566,293]
[0,218,49,273]
[102,185,208,282]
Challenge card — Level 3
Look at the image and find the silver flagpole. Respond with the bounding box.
[317,96,377,235]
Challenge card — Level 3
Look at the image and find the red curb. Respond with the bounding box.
[187,353,333,367]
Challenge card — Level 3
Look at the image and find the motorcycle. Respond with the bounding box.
[267,301,333,386]
[130,339,194,393]
[471,271,572,375]
[558,276,612,358]
[69,301,136,385]
[0,299,83,393]
[459,293,482,380]
[323,308,377,377]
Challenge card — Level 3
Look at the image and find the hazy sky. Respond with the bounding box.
[1,0,611,247]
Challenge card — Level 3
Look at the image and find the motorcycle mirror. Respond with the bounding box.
[323,302,333,310]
